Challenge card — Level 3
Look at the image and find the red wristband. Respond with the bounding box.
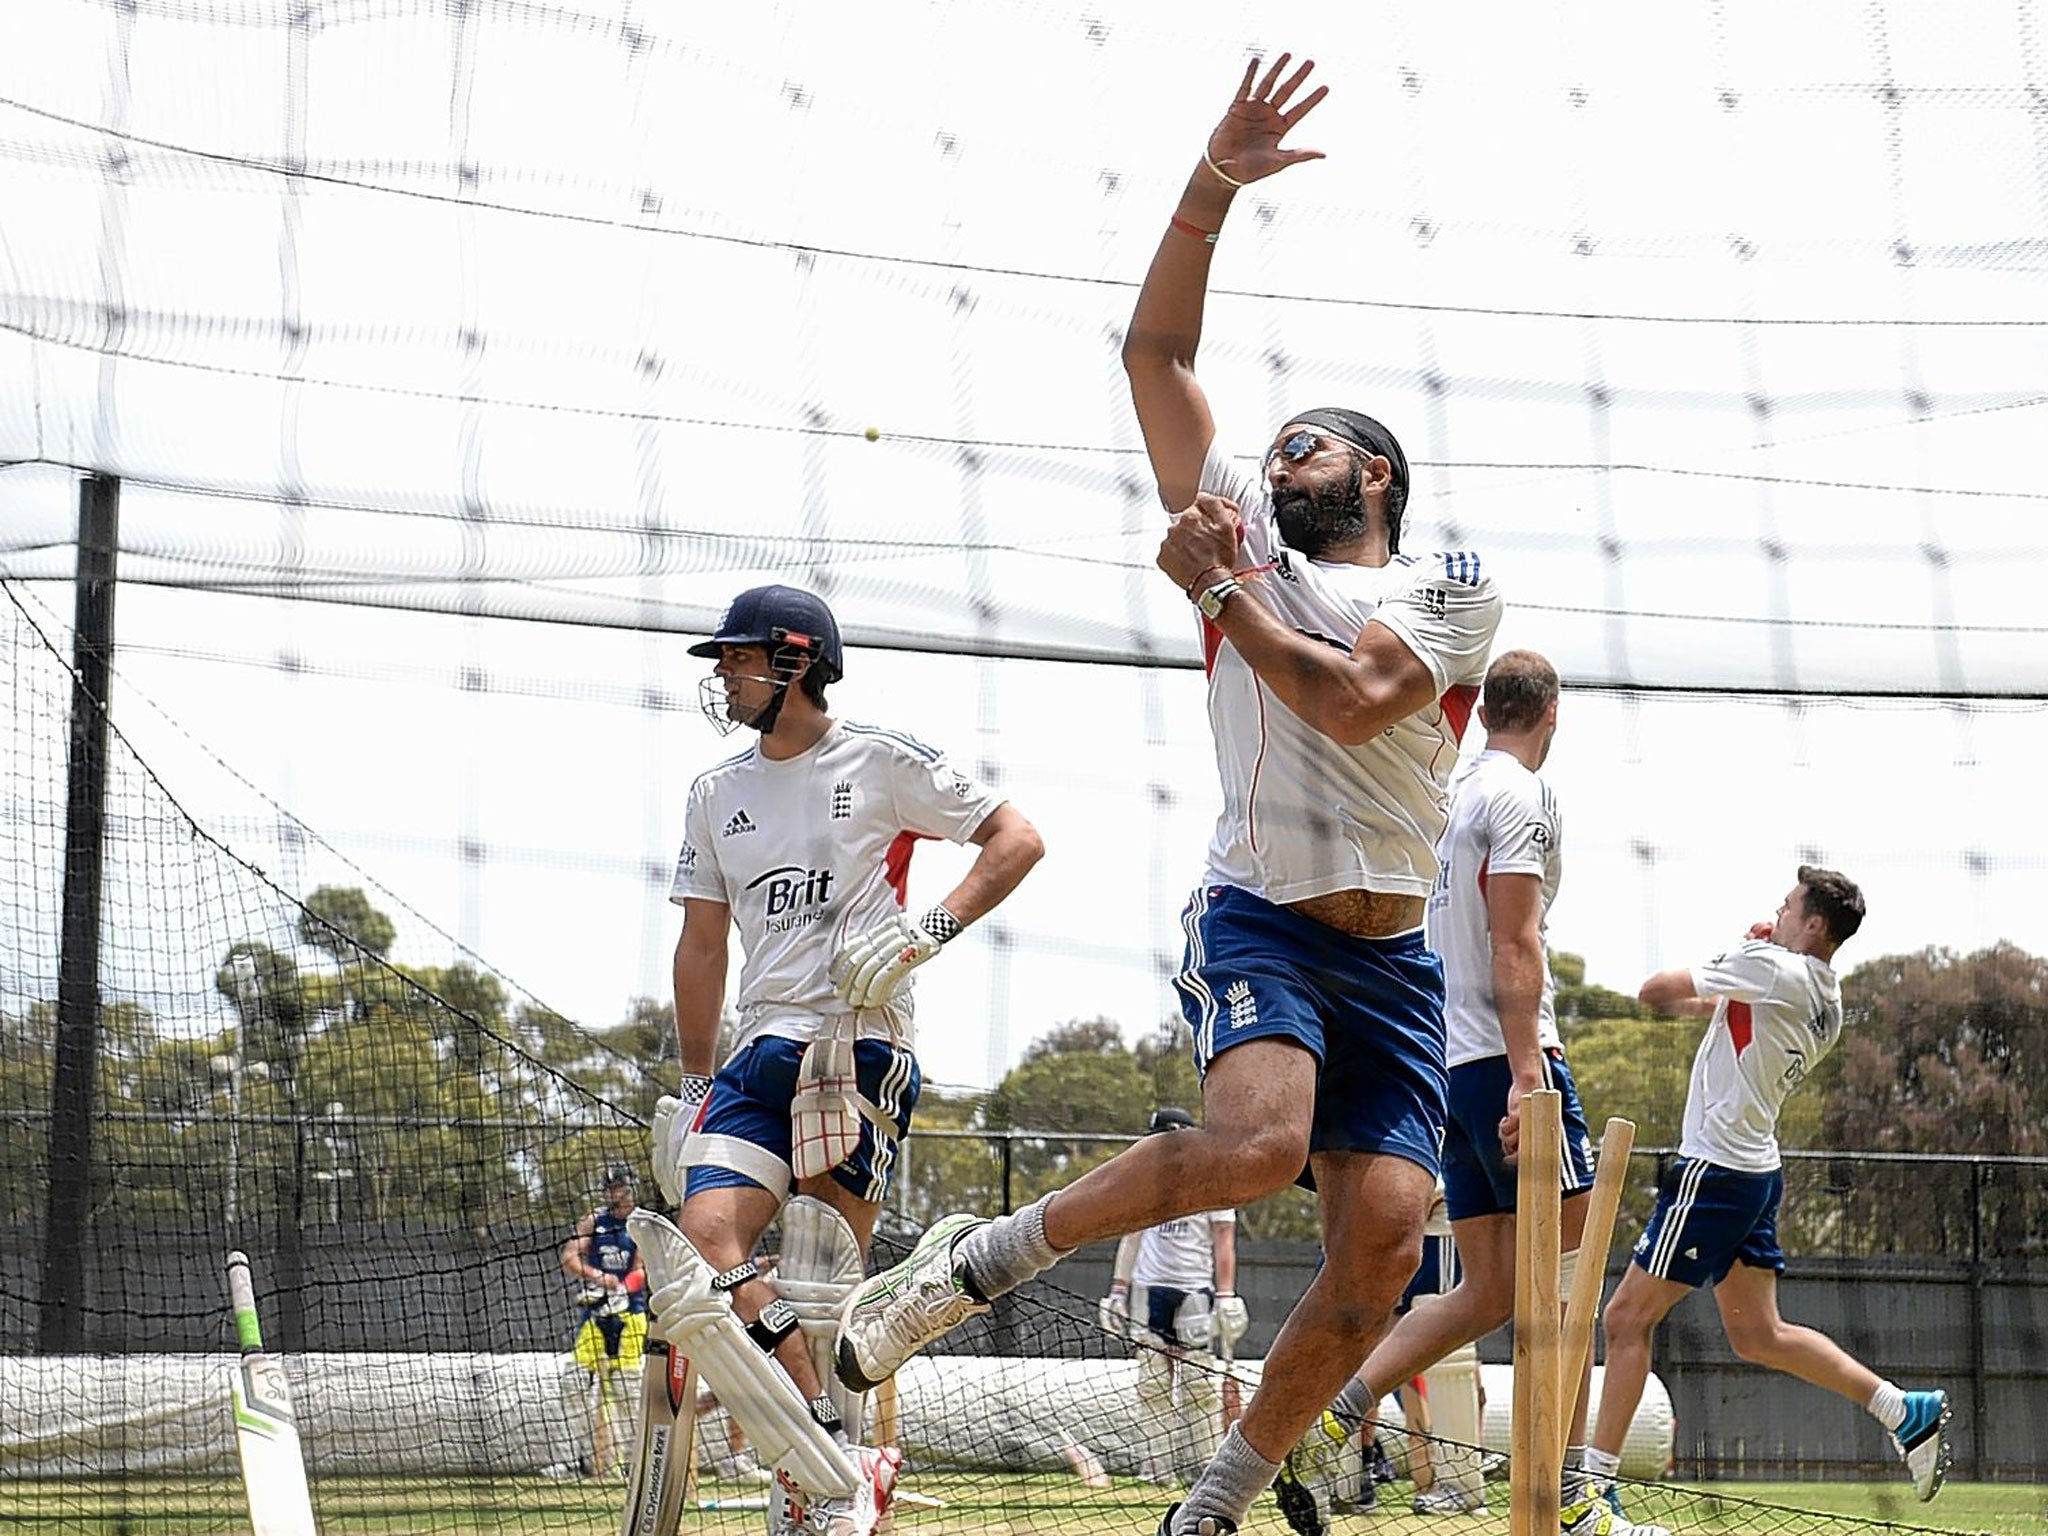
[1184,563,1233,600]
[1169,213,1219,245]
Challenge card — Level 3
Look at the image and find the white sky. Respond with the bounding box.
[4,0,2047,1090]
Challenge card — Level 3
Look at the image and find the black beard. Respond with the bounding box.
[1272,463,1368,557]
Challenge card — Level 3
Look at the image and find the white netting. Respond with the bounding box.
[3,0,2045,693]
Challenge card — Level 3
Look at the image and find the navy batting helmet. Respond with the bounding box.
[687,585,844,684]
[1147,1107,1197,1135]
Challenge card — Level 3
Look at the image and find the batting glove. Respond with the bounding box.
[652,1074,714,1206]
[1214,1292,1250,1349]
[829,907,961,1009]
[1098,1283,1131,1340]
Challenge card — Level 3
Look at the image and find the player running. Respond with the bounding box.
[1276,651,1656,1536]
[1585,869,1952,1508]
[634,584,1044,1536]
[833,54,1501,1536]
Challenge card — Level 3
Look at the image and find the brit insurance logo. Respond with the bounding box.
[747,865,835,933]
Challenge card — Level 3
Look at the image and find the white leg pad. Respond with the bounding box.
[1176,1353,1225,1473]
[1134,1345,1175,1481]
[1421,1337,1485,1502]
[791,1028,863,1181]
[629,1211,856,1501]
[774,1195,868,1439]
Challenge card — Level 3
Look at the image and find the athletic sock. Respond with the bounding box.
[955,1192,1071,1300]
[1866,1380,1908,1433]
[1176,1423,1281,1532]
[1583,1447,1622,1483]
[1561,1445,1588,1505]
[1329,1377,1379,1439]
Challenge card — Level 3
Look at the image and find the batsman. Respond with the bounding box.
[630,585,1044,1536]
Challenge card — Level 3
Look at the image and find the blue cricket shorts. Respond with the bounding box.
[1174,883,1448,1181]
[1442,1048,1597,1221]
[1631,1157,1786,1287]
[685,1034,920,1204]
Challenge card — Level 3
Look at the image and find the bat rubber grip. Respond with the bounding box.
[226,1251,265,1351]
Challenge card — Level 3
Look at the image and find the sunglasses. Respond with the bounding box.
[1263,429,1325,469]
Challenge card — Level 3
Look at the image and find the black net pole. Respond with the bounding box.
[37,472,120,1353]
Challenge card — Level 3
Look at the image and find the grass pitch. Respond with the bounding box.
[6,1471,2041,1536]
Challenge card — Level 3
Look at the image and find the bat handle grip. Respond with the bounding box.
[226,1251,265,1351]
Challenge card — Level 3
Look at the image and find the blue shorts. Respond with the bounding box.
[1399,1231,1460,1313]
[1174,884,1448,1181]
[1442,1049,1597,1221]
[685,1035,920,1204]
[1144,1284,1214,1348]
[1630,1157,1786,1288]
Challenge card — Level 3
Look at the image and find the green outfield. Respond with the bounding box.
[7,1473,2042,1536]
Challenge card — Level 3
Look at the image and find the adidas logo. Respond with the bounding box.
[1224,979,1257,1031]
[723,809,757,837]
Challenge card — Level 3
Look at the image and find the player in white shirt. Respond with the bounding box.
[644,585,1044,1536]
[1098,1109,1251,1487]
[1278,652,1636,1536]
[1586,868,1953,1507]
[835,55,1501,1536]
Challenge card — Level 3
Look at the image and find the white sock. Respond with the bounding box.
[1866,1380,1907,1433]
[1584,1447,1622,1481]
[1561,1445,1589,1502]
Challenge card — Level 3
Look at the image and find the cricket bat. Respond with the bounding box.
[226,1251,319,1536]
[620,1334,698,1536]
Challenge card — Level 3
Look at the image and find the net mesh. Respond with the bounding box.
[11,574,2041,1532]
[3,0,2047,1529]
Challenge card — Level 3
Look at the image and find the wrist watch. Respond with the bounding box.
[1195,574,1241,621]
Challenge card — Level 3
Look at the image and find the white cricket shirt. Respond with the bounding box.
[669,721,1003,1055]
[1681,940,1844,1173]
[1195,440,1502,902]
[1429,750,1564,1066]
[1132,1209,1235,1292]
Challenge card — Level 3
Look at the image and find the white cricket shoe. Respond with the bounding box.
[1891,1389,1952,1502]
[835,1214,991,1391]
[810,1445,902,1536]
[1272,1409,1348,1536]
[1561,1492,1670,1536]
[770,1479,811,1536]
[1413,1482,1488,1515]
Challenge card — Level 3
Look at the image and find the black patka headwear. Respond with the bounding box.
[1288,407,1412,554]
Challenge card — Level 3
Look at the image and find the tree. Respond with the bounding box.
[215,942,313,1102]
[298,885,397,961]
[983,1016,1151,1203]
[1819,942,2048,1258]
[977,1015,1322,1239]
[1828,943,2048,1154]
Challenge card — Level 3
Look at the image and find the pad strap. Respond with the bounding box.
[711,1261,760,1292]
[746,1297,800,1352]
[678,1130,795,1198]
